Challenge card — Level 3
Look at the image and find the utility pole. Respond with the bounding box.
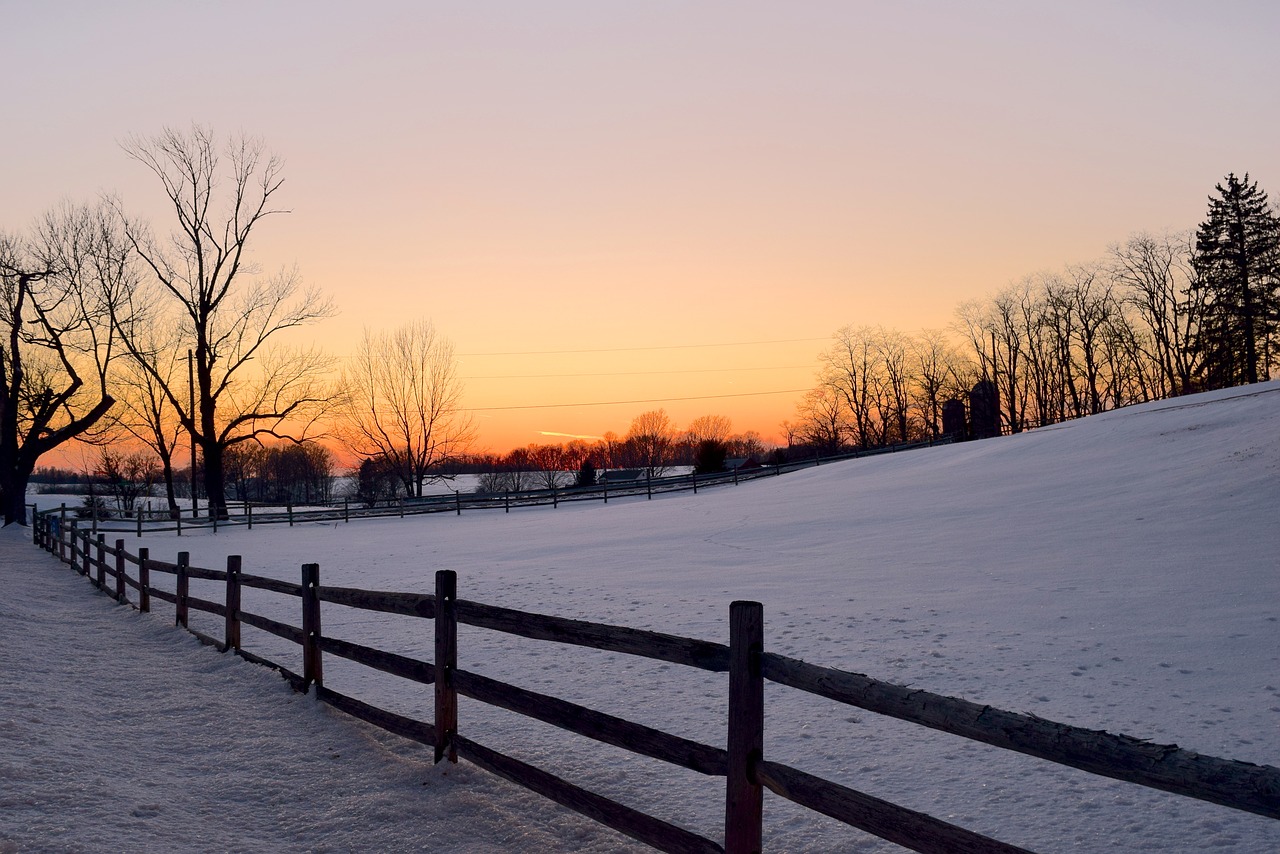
[189,349,198,518]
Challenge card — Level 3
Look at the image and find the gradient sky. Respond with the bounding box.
[6,1,1279,452]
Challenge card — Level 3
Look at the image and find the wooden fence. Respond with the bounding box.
[32,436,954,537]
[30,512,1280,853]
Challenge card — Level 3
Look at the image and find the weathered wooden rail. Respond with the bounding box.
[31,512,1280,853]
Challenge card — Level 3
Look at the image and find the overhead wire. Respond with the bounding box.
[463,365,814,380]
[458,336,827,357]
[470,388,809,412]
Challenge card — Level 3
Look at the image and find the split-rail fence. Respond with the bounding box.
[29,511,1280,853]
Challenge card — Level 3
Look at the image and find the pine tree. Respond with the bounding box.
[1190,173,1280,387]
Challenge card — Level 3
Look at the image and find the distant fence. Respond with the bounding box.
[31,513,1280,853]
[32,436,954,536]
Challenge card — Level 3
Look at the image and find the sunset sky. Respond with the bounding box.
[5,2,1279,452]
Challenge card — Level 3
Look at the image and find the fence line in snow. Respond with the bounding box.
[30,435,954,537]
[30,514,1280,854]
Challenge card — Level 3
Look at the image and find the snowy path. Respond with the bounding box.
[0,527,645,854]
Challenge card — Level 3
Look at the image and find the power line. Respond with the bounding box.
[459,337,827,357]
[470,388,809,412]
[463,365,815,380]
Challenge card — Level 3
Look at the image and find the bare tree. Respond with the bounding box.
[911,329,969,440]
[727,429,765,460]
[525,444,571,491]
[112,339,186,517]
[683,414,733,447]
[822,326,878,448]
[957,284,1030,433]
[1064,264,1120,416]
[626,408,676,476]
[872,327,914,444]
[336,319,474,498]
[0,202,134,525]
[115,126,334,519]
[95,446,157,517]
[1109,231,1202,397]
[792,384,845,454]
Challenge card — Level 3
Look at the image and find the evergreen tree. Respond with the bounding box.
[693,439,728,475]
[1191,173,1280,387]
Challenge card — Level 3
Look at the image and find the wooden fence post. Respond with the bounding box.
[114,539,126,603]
[59,505,68,562]
[136,510,143,538]
[504,490,510,513]
[399,497,404,519]
[138,547,151,613]
[288,503,294,527]
[343,499,348,523]
[94,532,105,586]
[435,569,458,764]
[247,502,254,530]
[725,600,764,854]
[69,523,78,571]
[456,491,462,516]
[692,472,698,494]
[225,555,242,652]
[176,552,190,629]
[646,471,652,500]
[176,511,182,537]
[301,563,323,690]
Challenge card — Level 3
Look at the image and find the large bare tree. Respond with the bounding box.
[116,126,334,519]
[0,203,134,525]
[336,320,474,498]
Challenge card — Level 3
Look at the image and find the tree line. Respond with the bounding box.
[3,121,1275,525]
[787,173,1280,451]
[461,411,769,494]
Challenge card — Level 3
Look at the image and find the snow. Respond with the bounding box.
[7,382,1280,852]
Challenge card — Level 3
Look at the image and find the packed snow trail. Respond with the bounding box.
[0,526,646,853]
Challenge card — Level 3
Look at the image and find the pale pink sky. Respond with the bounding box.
[5,1,1278,450]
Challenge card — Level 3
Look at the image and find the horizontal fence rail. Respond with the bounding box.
[29,436,954,537]
[29,511,1280,853]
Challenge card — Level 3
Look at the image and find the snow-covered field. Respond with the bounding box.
[8,382,1280,852]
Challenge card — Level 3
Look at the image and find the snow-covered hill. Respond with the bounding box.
[8,382,1280,852]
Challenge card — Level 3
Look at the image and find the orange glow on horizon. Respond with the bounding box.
[7,4,1279,464]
